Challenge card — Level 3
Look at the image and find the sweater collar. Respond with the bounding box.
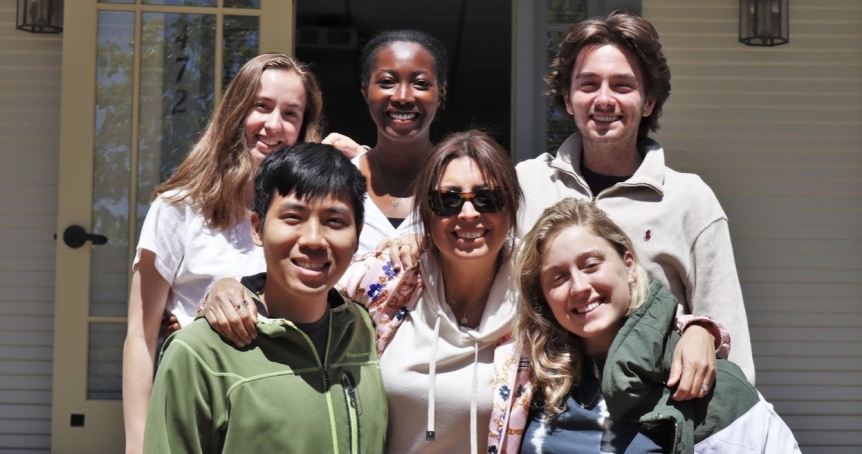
[551,132,666,197]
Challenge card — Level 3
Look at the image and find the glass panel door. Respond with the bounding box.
[52,1,291,451]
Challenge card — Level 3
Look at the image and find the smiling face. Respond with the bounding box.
[540,224,635,357]
[363,41,442,143]
[429,157,509,268]
[251,191,358,319]
[564,44,655,150]
[244,69,307,163]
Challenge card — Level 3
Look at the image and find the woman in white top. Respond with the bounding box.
[121,53,324,454]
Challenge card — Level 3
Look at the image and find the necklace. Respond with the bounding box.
[370,152,401,207]
[446,288,490,326]
[577,359,602,409]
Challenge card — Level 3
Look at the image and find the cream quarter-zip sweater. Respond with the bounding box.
[516,132,754,383]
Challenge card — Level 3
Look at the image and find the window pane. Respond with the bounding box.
[91,10,134,318]
[223,15,260,85]
[87,323,125,399]
[547,0,587,24]
[143,0,218,6]
[137,12,216,239]
[225,0,260,8]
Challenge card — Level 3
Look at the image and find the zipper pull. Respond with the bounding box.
[323,365,331,390]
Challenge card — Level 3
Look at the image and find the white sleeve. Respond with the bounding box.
[134,196,186,286]
[689,218,755,384]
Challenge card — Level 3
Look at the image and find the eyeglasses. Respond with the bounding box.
[427,188,505,216]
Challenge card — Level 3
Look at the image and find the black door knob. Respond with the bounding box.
[62,225,108,249]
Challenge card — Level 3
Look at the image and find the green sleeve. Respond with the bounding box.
[143,338,214,454]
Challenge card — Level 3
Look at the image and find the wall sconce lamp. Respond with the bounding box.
[17,0,64,34]
[739,0,788,46]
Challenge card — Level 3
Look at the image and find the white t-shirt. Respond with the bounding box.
[352,156,420,254]
[133,192,265,327]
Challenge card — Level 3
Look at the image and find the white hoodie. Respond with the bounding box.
[380,254,518,454]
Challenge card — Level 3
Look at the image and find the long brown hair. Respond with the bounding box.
[155,53,324,230]
[513,198,648,418]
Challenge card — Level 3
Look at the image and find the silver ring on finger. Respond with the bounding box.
[700,384,710,393]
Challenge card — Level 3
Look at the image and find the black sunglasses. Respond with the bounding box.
[427,188,505,216]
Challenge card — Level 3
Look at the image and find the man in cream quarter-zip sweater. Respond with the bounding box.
[143,143,387,453]
[516,11,755,384]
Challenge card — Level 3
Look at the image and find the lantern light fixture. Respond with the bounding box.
[16,0,64,34]
[739,0,788,46]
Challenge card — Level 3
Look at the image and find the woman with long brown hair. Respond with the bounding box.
[121,53,323,454]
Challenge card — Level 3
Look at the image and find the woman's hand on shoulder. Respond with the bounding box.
[322,132,368,159]
[668,325,717,401]
[203,278,258,347]
[375,233,423,271]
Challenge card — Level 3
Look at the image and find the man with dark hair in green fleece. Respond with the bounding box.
[143,143,387,453]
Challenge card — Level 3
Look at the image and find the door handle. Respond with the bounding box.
[62,225,108,249]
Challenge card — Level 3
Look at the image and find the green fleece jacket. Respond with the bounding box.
[144,289,387,454]
[603,280,761,453]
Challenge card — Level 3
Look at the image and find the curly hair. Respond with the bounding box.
[545,10,671,141]
[513,198,649,418]
[155,53,324,230]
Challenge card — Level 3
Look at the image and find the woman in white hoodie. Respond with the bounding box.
[203,130,724,454]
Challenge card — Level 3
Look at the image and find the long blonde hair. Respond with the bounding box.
[513,198,649,417]
[155,53,324,230]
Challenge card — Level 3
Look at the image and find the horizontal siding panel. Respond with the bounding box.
[734,238,862,255]
[0,390,51,405]
[774,399,862,415]
[753,341,862,356]
[0,404,50,420]
[747,312,862,327]
[0,435,50,451]
[0,419,50,435]
[757,384,862,400]
[740,282,861,298]
[755,356,862,371]
[749,327,860,342]
[0,331,53,348]
[745,298,862,313]
[0,316,52,331]
[0,347,52,361]
[737,253,862,270]
[0,360,52,376]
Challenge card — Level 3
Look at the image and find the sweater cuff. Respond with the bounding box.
[675,315,731,358]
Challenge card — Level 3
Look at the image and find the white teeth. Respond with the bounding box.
[593,115,618,122]
[295,260,325,270]
[456,230,484,239]
[389,112,418,121]
[258,137,281,147]
[574,301,600,314]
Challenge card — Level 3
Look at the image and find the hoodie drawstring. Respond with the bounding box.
[469,339,479,454]
[426,315,441,441]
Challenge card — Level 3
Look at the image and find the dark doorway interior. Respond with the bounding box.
[295,0,512,150]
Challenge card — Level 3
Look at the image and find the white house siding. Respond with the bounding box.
[646,0,862,452]
[0,0,60,452]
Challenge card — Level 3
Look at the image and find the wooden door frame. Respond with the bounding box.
[51,1,294,451]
